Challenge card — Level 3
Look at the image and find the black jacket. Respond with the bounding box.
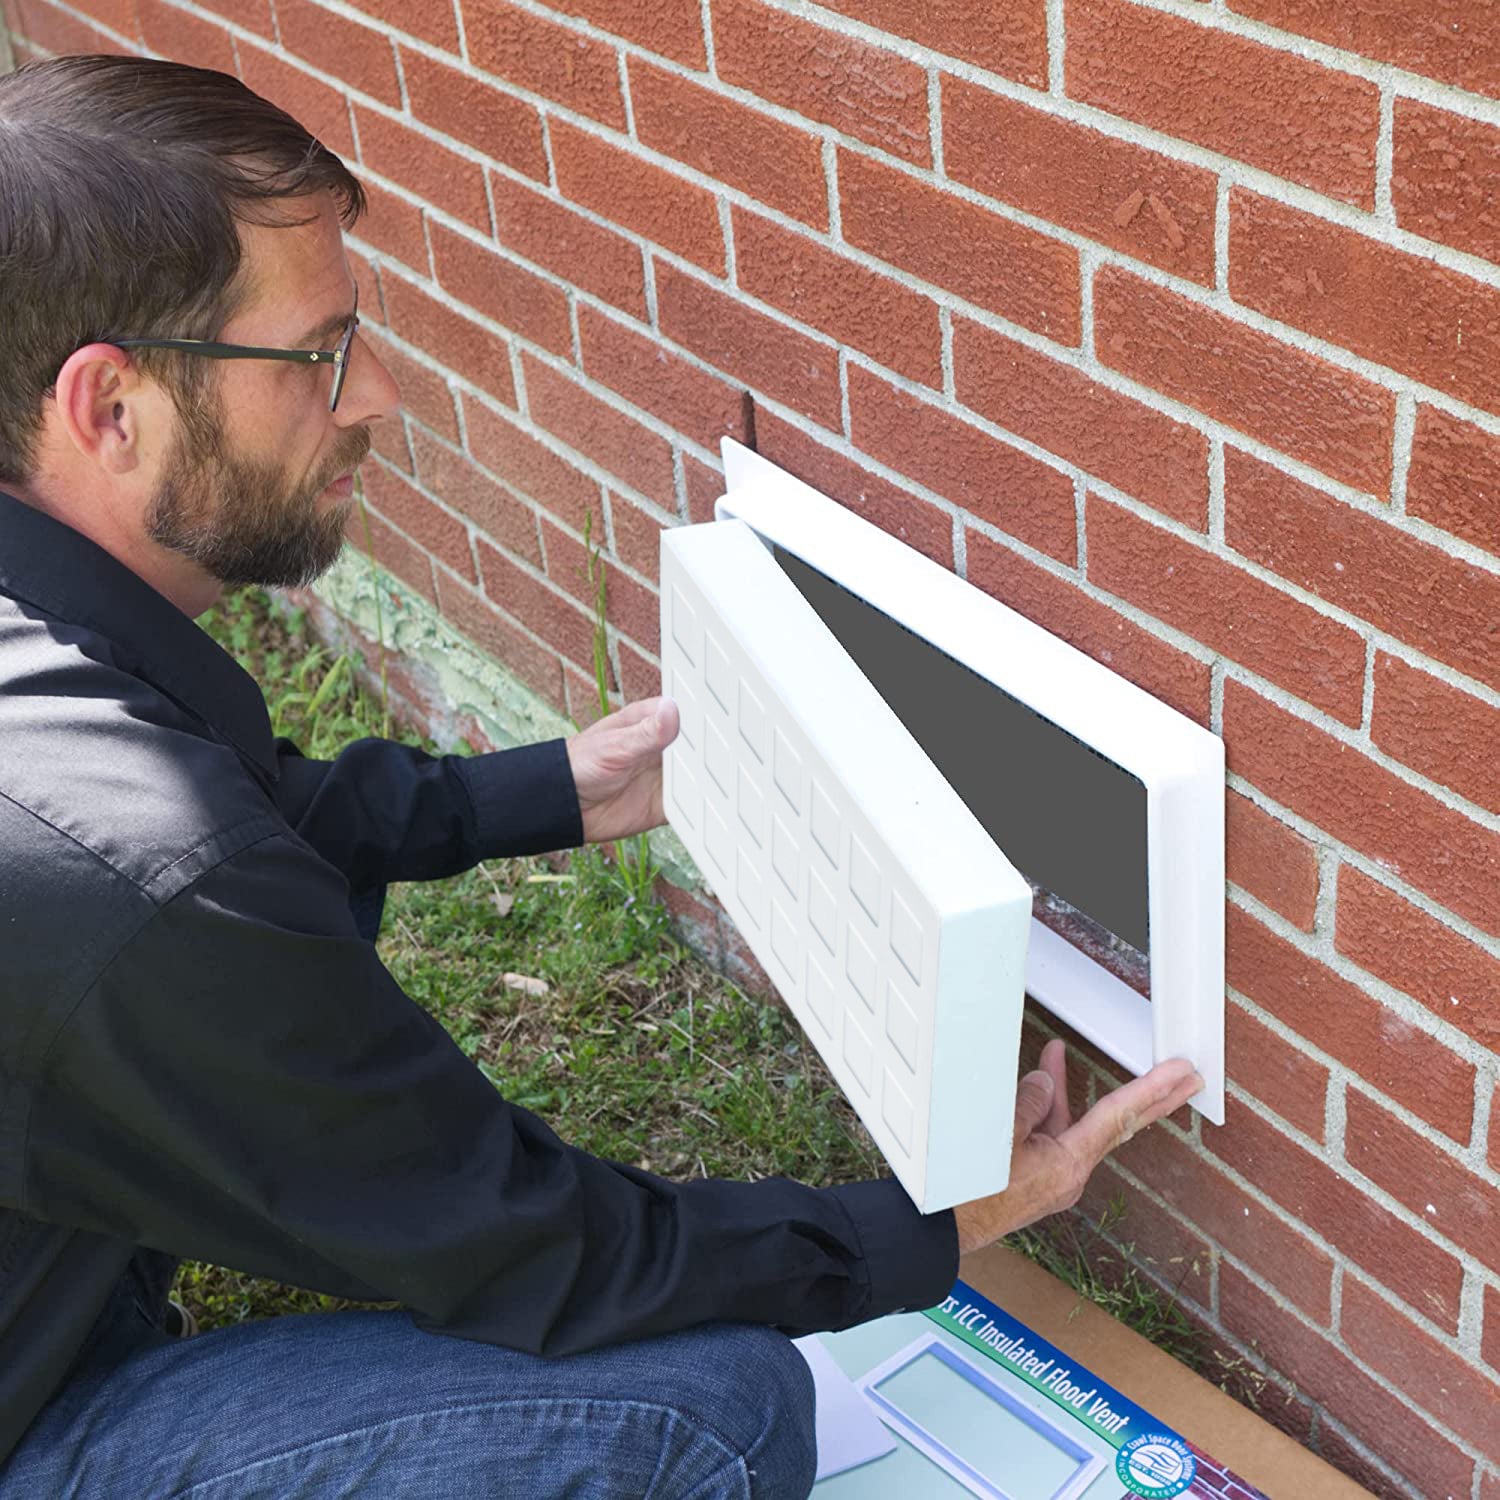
[0,490,957,1464]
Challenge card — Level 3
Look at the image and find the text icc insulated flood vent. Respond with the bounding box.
[659,440,1225,1214]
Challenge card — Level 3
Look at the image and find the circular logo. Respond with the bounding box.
[1115,1433,1197,1497]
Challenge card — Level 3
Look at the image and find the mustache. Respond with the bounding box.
[312,427,373,494]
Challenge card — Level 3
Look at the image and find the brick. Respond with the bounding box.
[684,454,723,526]
[476,536,597,671]
[1218,1265,1477,1500]
[656,264,842,431]
[1069,0,1378,207]
[1,0,122,56]
[402,49,547,182]
[1394,99,1500,264]
[840,150,1080,344]
[464,0,625,128]
[814,0,1046,86]
[355,108,490,233]
[343,0,459,52]
[35,0,134,34]
[1227,792,1320,930]
[1373,652,1500,814]
[1486,1284,1500,1372]
[368,413,412,476]
[1226,447,1500,695]
[544,0,705,67]
[430,225,571,357]
[631,62,827,229]
[1346,1090,1499,1277]
[1314,1425,1423,1500]
[411,428,540,566]
[955,321,1208,527]
[1231,682,1500,939]
[363,329,460,443]
[566,658,619,728]
[435,570,565,713]
[1485,1469,1500,1500]
[1226,902,1476,1142]
[849,368,1077,564]
[734,209,943,388]
[1226,999,1328,1140]
[356,179,427,276]
[965,533,1211,724]
[348,508,437,604]
[1407,405,1500,556]
[1080,1164,1214,1307]
[488,172,646,322]
[523,355,677,507]
[237,45,355,160]
[944,79,1217,285]
[1206,1095,1464,1329]
[712,0,929,165]
[349,251,385,328]
[608,493,667,585]
[618,636,664,706]
[552,123,724,275]
[462,393,601,533]
[192,0,272,40]
[1337,868,1500,1053]
[138,0,236,72]
[362,459,476,583]
[276,0,400,107]
[1227,0,1500,101]
[1232,189,1500,417]
[541,517,660,656]
[1112,1123,1335,1321]
[1096,267,1395,497]
[753,408,954,569]
[1342,1276,1500,1461]
[382,274,516,406]
[1087,496,1366,723]
[579,306,748,452]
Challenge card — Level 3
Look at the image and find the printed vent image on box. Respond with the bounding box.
[659,441,1224,1214]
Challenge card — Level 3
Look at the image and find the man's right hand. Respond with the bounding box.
[952,1039,1202,1256]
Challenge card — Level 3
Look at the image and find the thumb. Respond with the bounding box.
[1013,1068,1055,1140]
[646,698,680,750]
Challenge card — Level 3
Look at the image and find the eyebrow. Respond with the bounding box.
[294,293,359,350]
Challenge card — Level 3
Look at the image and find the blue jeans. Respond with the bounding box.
[0,1269,817,1499]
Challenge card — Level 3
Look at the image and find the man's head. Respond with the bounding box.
[0,55,400,610]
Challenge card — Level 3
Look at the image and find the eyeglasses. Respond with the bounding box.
[110,301,360,412]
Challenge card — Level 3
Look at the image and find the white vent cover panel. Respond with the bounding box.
[662,521,1033,1213]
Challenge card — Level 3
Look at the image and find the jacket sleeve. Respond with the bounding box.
[23,831,957,1352]
[270,736,584,889]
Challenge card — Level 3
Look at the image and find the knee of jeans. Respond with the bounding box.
[711,1325,817,1500]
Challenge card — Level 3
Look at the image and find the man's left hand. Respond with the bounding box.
[566,696,680,844]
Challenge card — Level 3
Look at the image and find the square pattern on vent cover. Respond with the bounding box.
[661,520,1032,1213]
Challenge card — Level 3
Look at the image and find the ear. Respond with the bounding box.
[50,345,158,477]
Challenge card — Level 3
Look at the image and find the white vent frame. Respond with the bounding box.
[714,440,1225,1125]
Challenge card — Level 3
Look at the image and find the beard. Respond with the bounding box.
[146,383,371,590]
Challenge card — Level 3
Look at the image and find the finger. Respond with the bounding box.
[1039,1038,1072,1137]
[1059,1057,1202,1167]
[647,697,680,748]
[1012,1068,1056,1141]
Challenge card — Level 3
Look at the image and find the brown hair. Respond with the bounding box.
[0,54,366,485]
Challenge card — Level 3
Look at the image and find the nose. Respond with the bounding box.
[335,328,402,429]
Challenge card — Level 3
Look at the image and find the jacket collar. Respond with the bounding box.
[0,489,278,779]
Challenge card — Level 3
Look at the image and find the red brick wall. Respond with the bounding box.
[6,3,1497,1494]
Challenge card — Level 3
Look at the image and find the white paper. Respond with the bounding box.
[794,1334,899,1481]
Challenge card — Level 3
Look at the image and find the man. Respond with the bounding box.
[0,55,1200,1498]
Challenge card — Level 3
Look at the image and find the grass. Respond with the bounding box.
[179,585,881,1329]
[183,583,1244,1400]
